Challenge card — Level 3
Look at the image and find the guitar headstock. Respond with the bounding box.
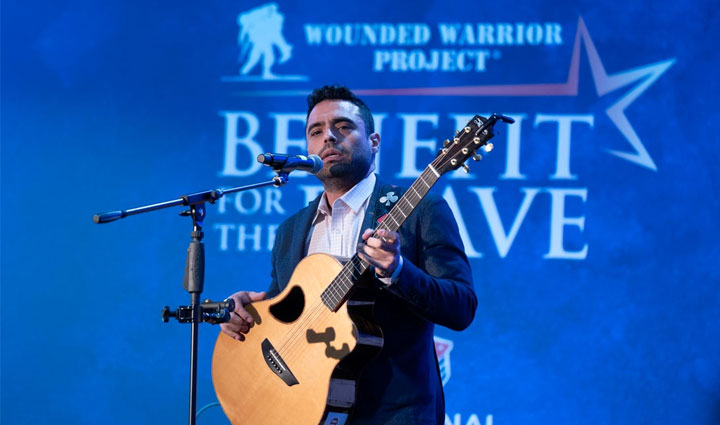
[432,113,515,175]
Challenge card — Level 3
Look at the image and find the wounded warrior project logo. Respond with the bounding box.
[223,2,563,78]
[222,3,307,81]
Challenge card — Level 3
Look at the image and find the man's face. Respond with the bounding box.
[306,99,379,186]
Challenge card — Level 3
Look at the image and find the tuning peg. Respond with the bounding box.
[472,154,482,161]
[455,130,460,136]
[461,164,470,173]
[483,143,494,152]
[443,139,451,147]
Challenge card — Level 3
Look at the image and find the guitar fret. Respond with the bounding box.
[386,214,400,229]
[326,286,339,303]
[409,186,422,200]
[332,281,344,299]
[322,252,374,310]
[321,293,334,309]
[353,258,366,276]
[423,167,438,185]
[399,198,413,214]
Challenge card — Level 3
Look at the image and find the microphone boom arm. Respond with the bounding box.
[92,172,289,224]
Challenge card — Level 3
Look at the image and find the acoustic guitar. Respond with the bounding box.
[212,114,513,425]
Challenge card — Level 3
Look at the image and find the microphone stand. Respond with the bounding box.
[93,172,289,425]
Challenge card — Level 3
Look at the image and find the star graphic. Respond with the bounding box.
[575,18,675,170]
[351,18,676,171]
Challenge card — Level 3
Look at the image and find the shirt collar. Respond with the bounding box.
[313,173,376,221]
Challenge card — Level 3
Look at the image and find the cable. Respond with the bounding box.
[196,401,221,419]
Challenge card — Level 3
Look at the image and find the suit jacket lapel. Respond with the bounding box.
[357,175,380,245]
[357,175,403,245]
[288,196,321,269]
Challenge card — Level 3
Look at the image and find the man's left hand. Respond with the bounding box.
[358,228,401,278]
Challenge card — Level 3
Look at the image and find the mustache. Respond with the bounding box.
[319,146,345,158]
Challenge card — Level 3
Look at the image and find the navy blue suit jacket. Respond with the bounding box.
[266,176,476,425]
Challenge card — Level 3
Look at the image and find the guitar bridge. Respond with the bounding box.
[261,338,299,386]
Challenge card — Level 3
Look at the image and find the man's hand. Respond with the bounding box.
[358,228,401,278]
[220,291,266,341]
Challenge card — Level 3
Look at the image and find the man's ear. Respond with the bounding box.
[369,133,380,154]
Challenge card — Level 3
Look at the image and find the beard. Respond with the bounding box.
[316,152,373,190]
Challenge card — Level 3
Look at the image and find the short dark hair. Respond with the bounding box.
[306,85,375,135]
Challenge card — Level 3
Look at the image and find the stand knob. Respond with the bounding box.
[161,306,176,322]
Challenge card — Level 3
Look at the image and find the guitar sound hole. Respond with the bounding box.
[269,286,305,323]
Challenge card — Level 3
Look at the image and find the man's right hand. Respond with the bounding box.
[220,291,266,341]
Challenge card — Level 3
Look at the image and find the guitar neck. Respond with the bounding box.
[321,165,442,311]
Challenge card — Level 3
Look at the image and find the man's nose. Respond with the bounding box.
[323,128,338,144]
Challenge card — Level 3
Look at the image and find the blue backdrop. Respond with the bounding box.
[2,1,720,424]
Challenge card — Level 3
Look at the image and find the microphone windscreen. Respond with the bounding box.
[308,154,323,174]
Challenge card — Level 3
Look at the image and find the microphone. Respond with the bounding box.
[257,153,323,174]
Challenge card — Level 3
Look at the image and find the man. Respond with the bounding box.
[220,85,477,425]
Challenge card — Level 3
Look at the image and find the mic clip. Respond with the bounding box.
[272,172,289,188]
[162,298,236,325]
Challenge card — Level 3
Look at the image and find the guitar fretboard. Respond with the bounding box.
[320,165,442,311]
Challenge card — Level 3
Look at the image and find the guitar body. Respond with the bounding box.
[212,253,383,425]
